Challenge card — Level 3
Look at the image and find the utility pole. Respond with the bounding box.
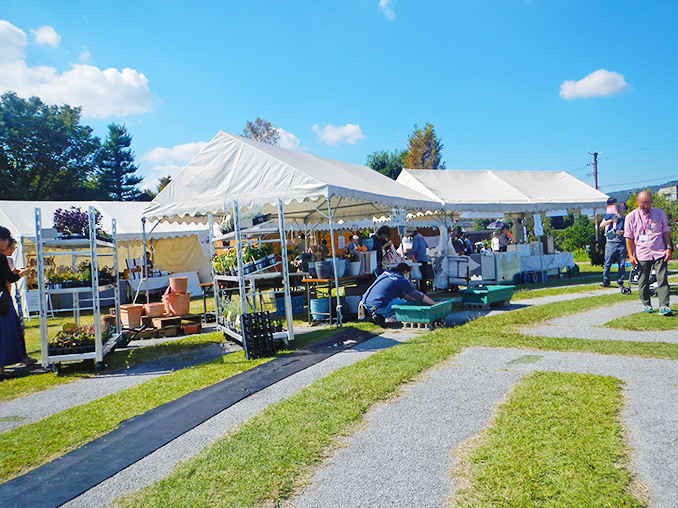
[588,151,600,243]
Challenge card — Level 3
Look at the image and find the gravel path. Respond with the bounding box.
[287,347,678,508]
[0,341,239,434]
[63,329,419,508]
[525,300,678,343]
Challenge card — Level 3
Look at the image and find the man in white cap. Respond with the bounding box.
[406,225,429,293]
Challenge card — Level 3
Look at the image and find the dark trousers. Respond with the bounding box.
[637,258,670,308]
[418,261,429,294]
[603,242,626,285]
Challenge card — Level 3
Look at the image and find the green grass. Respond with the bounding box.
[0,324,375,483]
[451,371,640,507]
[603,304,678,331]
[113,292,674,508]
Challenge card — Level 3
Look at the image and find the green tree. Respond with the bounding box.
[96,123,142,201]
[156,175,172,193]
[366,149,407,180]
[557,213,595,253]
[402,122,446,169]
[0,92,101,200]
[241,117,280,146]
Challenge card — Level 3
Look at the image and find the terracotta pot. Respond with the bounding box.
[144,302,165,317]
[120,304,144,327]
[169,277,188,293]
[163,292,191,316]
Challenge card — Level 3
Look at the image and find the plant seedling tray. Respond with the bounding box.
[392,299,453,324]
[459,285,515,305]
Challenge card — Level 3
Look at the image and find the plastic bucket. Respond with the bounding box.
[345,295,362,314]
[346,261,361,277]
[144,302,165,317]
[120,304,144,327]
[315,261,332,279]
[163,292,191,316]
[169,277,188,293]
[330,258,346,278]
[310,298,329,320]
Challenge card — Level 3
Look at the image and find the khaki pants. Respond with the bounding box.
[637,258,670,308]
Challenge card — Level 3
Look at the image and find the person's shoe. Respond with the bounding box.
[643,306,654,313]
[600,282,610,288]
[384,315,398,324]
[371,313,386,327]
[658,306,674,316]
[22,356,37,366]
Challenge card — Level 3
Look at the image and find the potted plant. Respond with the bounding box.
[48,324,112,356]
[53,207,109,240]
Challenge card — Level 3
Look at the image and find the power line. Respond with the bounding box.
[600,174,678,190]
[602,139,678,160]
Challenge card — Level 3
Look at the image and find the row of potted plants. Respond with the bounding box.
[46,263,117,288]
[212,244,276,276]
[48,323,113,355]
[53,206,112,242]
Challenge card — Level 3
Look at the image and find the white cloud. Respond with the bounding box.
[142,141,207,187]
[379,0,396,20]
[277,128,306,151]
[79,49,91,62]
[0,20,27,63]
[312,123,366,145]
[559,69,629,100]
[31,25,60,47]
[0,20,154,118]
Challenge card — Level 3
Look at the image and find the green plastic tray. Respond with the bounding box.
[392,299,453,323]
[459,285,515,305]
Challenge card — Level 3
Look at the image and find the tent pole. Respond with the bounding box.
[142,218,149,304]
[277,199,294,344]
[327,199,342,327]
[233,201,247,315]
[208,213,218,327]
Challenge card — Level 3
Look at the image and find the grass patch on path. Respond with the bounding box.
[0,325,372,483]
[603,304,678,331]
[114,292,674,508]
[451,371,640,507]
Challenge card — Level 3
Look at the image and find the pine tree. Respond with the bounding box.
[402,122,446,169]
[97,124,143,200]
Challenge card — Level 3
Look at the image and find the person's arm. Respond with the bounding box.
[663,231,673,262]
[0,255,20,283]
[626,237,637,266]
[599,218,613,228]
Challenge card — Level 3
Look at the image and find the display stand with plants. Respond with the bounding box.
[209,200,297,358]
[35,206,122,372]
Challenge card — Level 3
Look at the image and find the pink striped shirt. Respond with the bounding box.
[624,207,671,261]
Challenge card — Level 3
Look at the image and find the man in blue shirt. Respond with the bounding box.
[362,262,435,325]
[406,225,430,293]
[600,197,627,287]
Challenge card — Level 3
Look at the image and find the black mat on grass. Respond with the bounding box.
[0,328,376,508]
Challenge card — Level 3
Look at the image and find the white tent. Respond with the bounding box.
[0,200,213,314]
[143,131,442,224]
[142,131,443,335]
[396,169,609,215]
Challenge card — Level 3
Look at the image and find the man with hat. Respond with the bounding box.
[406,225,429,293]
[347,234,361,255]
[599,197,627,288]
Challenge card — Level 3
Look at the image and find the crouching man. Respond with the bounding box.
[361,262,435,325]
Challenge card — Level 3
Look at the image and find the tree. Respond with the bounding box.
[556,214,595,253]
[366,149,408,180]
[0,92,101,200]
[241,117,280,146]
[96,123,142,201]
[156,175,172,193]
[402,122,446,169]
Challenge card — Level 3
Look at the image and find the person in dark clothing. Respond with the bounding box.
[362,262,435,325]
[370,225,393,274]
[600,197,627,287]
[0,226,33,377]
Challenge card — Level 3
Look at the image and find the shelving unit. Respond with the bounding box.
[35,206,123,371]
[209,202,296,354]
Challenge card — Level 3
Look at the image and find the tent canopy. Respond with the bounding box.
[0,200,204,242]
[396,169,609,215]
[142,131,443,224]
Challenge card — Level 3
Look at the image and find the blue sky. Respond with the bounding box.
[1,0,677,194]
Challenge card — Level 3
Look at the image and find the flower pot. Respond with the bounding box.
[243,262,255,275]
[163,292,191,316]
[362,237,374,250]
[144,302,165,317]
[330,258,346,278]
[169,277,188,293]
[310,298,329,320]
[267,254,276,266]
[346,261,361,277]
[315,261,332,279]
[308,261,316,278]
[120,304,145,327]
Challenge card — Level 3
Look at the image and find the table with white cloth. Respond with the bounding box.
[125,271,202,300]
[519,252,575,275]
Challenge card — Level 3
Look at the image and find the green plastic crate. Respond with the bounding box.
[392,299,454,324]
[459,285,515,305]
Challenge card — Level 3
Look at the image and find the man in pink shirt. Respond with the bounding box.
[624,191,673,315]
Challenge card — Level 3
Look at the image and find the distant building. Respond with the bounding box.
[657,185,678,201]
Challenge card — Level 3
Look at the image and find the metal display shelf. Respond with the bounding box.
[35,206,123,371]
